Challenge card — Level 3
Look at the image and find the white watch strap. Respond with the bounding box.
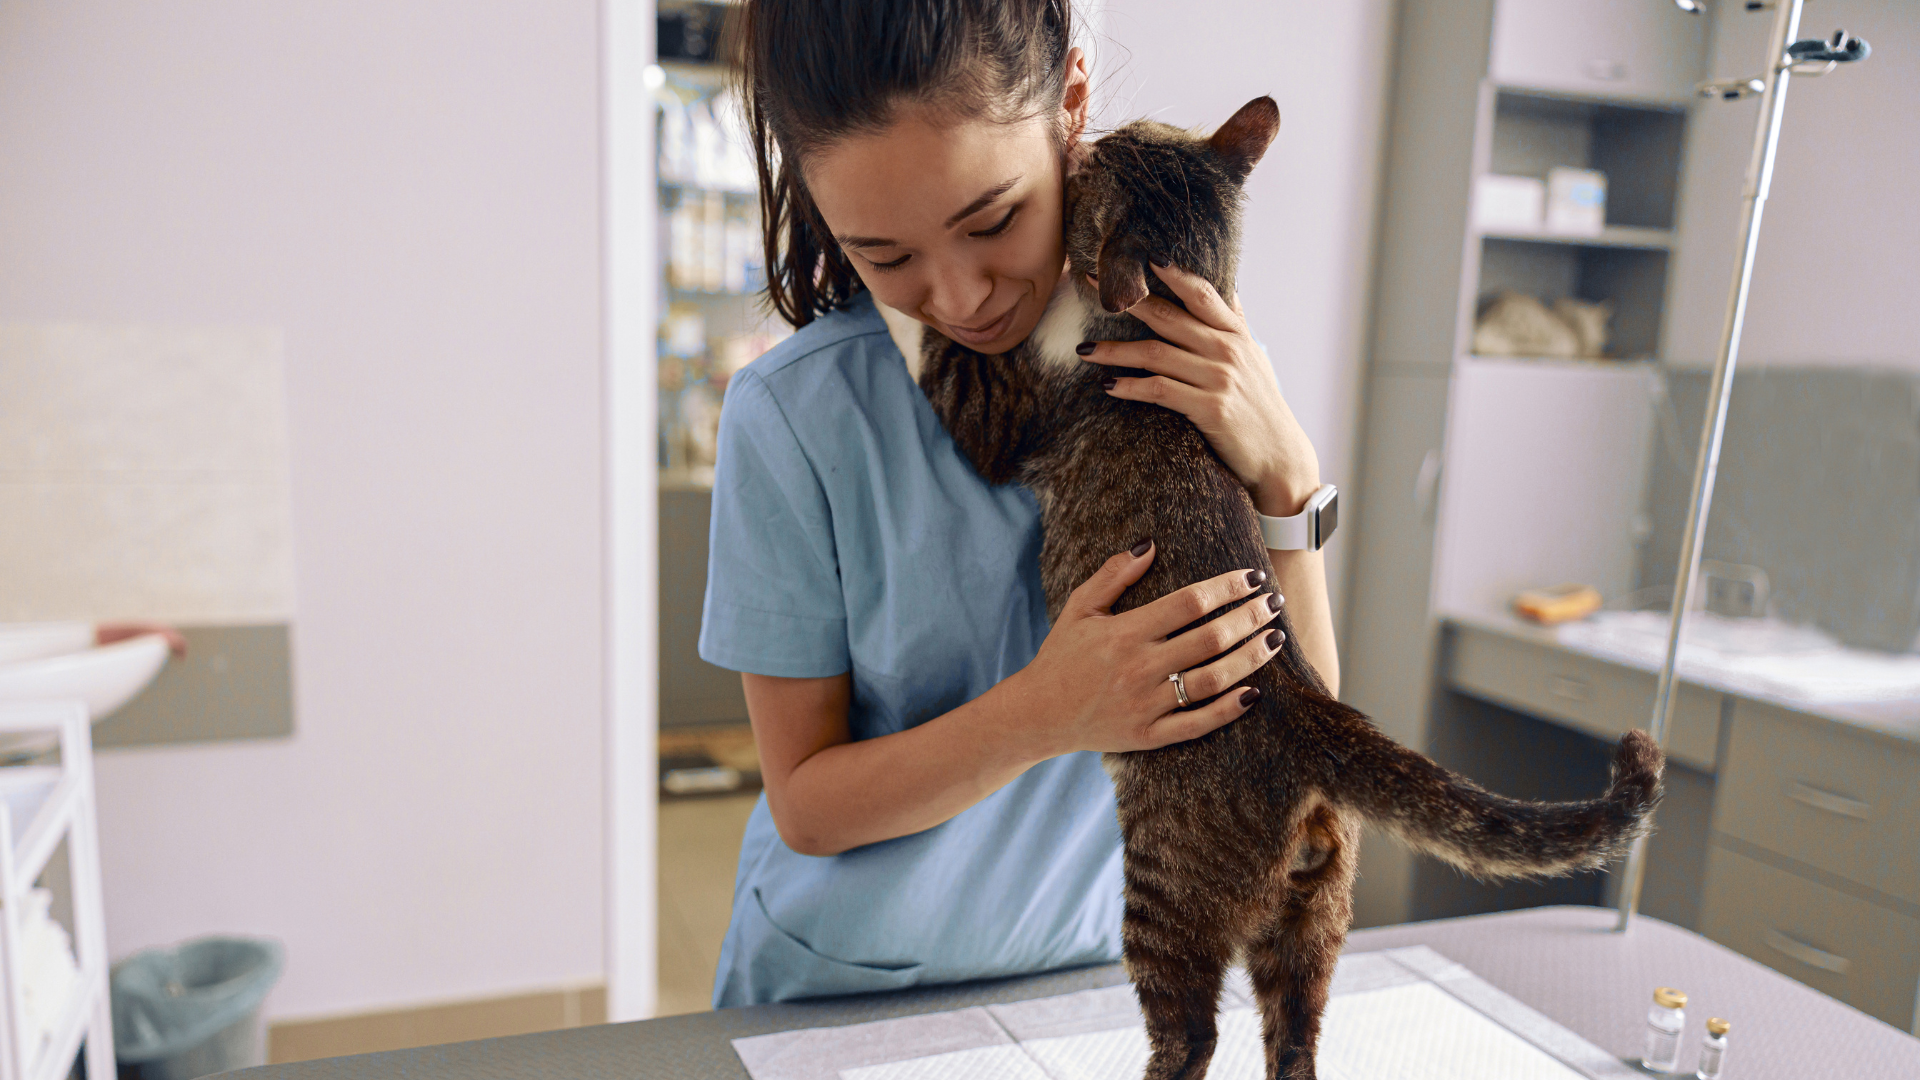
[1260,484,1337,551]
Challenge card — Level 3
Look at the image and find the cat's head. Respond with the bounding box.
[1065,97,1280,315]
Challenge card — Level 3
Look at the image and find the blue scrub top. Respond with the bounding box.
[698,292,1125,1007]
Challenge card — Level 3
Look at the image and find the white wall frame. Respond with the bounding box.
[603,0,660,1023]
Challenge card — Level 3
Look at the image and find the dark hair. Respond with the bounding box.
[734,0,1074,328]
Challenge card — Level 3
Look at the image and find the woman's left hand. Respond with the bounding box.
[1077,263,1323,517]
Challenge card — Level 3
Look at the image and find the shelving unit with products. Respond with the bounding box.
[1469,90,1687,361]
[651,7,781,741]
[652,54,790,492]
[1341,0,1711,929]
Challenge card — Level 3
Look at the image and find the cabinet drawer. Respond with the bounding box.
[1699,845,1920,1031]
[1448,626,1721,770]
[1714,700,1920,907]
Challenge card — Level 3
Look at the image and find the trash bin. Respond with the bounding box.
[111,936,284,1080]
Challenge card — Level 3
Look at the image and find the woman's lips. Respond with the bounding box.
[943,301,1021,348]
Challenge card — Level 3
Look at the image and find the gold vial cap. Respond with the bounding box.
[1653,987,1688,1008]
[1707,1018,1730,1037]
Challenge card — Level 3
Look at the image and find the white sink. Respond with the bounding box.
[0,624,97,667]
[0,625,171,720]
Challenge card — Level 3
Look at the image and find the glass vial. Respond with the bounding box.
[1695,1017,1730,1079]
[1642,987,1687,1072]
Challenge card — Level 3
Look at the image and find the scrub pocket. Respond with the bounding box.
[735,888,925,1003]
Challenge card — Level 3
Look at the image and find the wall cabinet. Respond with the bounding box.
[659,487,749,729]
[1490,0,1709,104]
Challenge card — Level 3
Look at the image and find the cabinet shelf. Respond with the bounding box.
[1476,225,1673,250]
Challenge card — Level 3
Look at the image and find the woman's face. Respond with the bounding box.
[803,54,1090,356]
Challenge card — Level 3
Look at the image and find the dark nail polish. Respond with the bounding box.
[1239,687,1261,707]
[1130,538,1152,557]
[1245,569,1266,588]
[1266,629,1283,650]
[1266,593,1282,613]
[1100,377,1117,391]
[1075,341,1097,356]
[1151,255,1171,268]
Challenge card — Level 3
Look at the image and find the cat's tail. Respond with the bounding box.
[1327,718,1664,880]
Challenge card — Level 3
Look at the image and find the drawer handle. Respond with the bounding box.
[1762,929,1852,975]
[1786,780,1871,820]
[1549,675,1591,702]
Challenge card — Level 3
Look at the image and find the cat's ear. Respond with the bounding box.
[1095,236,1149,313]
[1209,96,1281,181]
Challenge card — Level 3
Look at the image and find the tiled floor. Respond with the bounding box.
[657,791,759,1016]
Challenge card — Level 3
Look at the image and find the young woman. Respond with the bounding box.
[698,0,1337,1006]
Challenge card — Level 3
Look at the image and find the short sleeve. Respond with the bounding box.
[698,370,851,678]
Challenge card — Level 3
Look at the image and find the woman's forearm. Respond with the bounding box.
[746,671,1054,856]
[1267,547,1339,697]
[747,549,1289,857]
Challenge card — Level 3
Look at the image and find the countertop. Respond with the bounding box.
[1445,609,1920,743]
[228,906,1920,1079]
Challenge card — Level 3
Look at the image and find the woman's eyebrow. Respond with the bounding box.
[945,177,1022,227]
[835,176,1024,250]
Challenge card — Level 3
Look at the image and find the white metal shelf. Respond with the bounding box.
[0,703,112,1080]
[1477,225,1675,250]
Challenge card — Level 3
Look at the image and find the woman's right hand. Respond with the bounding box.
[1008,541,1285,758]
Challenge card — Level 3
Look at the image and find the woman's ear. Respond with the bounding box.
[1060,46,1092,146]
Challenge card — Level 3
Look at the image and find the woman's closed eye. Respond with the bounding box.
[968,204,1020,239]
[859,203,1022,273]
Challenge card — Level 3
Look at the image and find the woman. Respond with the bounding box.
[699,0,1337,1007]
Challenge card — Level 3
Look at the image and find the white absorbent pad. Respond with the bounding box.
[731,946,1643,1080]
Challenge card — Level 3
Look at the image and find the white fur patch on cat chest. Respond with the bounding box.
[1031,285,1094,373]
[875,300,927,379]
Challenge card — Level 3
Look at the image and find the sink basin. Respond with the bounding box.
[0,630,170,719]
[0,624,97,667]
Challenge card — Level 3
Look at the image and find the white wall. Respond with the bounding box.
[0,1,608,1020]
[1431,359,1658,621]
[1666,0,1920,369]
[1094,0,1398,612]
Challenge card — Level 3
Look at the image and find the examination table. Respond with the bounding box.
[231,906,1919,1079]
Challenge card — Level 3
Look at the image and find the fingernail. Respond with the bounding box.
[1266,630,1285,649]
[1130,538,1152,557]
[1238,687,1261,707]
[1075,341,1096,356]
[1100,377,1117,391]
[1244,569,1266,588]
[1266,593,1282,613]
[1151,255,1170,268]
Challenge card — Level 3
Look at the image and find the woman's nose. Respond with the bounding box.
[922,259,995,326]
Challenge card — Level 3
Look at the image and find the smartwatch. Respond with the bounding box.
[1259,484,1338,552]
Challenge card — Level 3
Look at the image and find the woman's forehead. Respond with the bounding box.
[804,109,1057,242]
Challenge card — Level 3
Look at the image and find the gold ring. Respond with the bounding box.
[1168,671,1192,708]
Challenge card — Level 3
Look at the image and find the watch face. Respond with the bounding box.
[1316,491,1338,548]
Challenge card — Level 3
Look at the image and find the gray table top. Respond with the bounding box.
[231,906,1920,1079]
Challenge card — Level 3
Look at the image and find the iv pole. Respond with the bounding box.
[1613,0,1870,932]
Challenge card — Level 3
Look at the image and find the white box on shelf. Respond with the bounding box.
[1473,174,1545,232]
[1545,167,1607,235]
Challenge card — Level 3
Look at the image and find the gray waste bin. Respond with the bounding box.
[111,936,284,1080]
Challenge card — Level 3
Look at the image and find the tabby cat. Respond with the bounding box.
[907,97,1664,1080]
